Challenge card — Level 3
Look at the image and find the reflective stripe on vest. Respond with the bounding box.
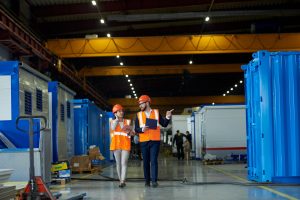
[110,119,131,151]
[137,109,160,142]
[113,131,131,138]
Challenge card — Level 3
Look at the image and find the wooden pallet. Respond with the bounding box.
[52,178,69,185]
[203,160,224,165]
[71,167,99,174]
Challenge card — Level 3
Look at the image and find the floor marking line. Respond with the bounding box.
[207,165,299,200]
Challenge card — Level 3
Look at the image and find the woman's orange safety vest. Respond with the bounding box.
[110,119,131,151]
[137,109,160,142]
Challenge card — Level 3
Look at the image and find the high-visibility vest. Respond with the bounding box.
[137,109,160,142]
[110,119,131,151]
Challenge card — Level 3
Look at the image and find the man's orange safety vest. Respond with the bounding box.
[110,119,131,151]
[137,109,160,142]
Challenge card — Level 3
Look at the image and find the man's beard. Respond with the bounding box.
[140,106,146,111]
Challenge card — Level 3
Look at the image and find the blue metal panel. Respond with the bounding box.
[103,112,113,160]
[0,61,40,148]
[72,99,110,158]
[88,102,101,150]
[243,51,300,183]
[48,81,59,162]
[73,101,88,155]
[49,81,76,162]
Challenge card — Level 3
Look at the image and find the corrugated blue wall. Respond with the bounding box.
[243,51,300,183]
[72,99,110,159]
[0,61,40,148]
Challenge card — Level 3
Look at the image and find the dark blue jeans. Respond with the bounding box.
[140,141,160,183]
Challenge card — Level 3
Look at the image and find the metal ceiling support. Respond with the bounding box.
[108,95,245,108]
[46,33,300,58]
[30,0,229,17]
[0,8,109,108]
[31,0,287,18]
[107,10,300,22]
[0,9,52,62]
[79,64,243,77]
[0,31,31,55]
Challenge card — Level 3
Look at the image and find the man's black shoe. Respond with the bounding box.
[145,182,150,187]
[152,182,158,188]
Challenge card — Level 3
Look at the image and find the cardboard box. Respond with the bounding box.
[88,147,105,160]
[71,155,91,172]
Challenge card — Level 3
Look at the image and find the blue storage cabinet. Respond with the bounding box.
[0,61,50,148]
[243,51,300,183]
[48,81,75,162]
[105,112,114,161]
[72,99,111,160]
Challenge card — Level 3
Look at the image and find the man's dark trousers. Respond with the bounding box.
[140,141,160,183]
[176,143,184,160]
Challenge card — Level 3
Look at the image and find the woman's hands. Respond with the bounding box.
[122,125,135,136]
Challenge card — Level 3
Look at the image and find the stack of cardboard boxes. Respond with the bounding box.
[71,147,105,173]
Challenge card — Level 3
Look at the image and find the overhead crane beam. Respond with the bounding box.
[79,63,243,76]
[46,33,300,58]
[109,95,244,119]
[108,95,245,109]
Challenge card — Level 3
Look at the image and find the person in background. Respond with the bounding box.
[135,95,173,188]
[172,130,185,160]
[110,104,135,188]
[183,139,191,160]
[185,131,192,149]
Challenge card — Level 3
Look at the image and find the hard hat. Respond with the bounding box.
[112,104,123,113]
[138,95,151,104]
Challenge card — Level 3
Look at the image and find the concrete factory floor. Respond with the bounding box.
[50,158,300,200]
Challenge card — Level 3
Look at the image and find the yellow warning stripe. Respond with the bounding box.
[207,165,299,200]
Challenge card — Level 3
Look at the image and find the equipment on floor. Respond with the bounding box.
[17,116,87,200]
[17,116,56,200]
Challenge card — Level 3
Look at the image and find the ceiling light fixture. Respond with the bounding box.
[125,75,128,77]
[189,60,193,64]
[240,80,243,83]
[91,0,97,6]
[120,62,123,66]
[235,84,238,87]
[107,33,111,37]
[100,18,105,24]
[128,79,131,82]
[130,83,132,86]
[223,94,226,96]
[205,16,210,22]
[116,55,120,58]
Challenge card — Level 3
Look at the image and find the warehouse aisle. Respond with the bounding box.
[51,158,300,200]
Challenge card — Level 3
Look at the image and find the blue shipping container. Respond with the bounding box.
[0,61,49,148]
[242,51,300,183]
[49,81,76,162]
[72,99,111,160]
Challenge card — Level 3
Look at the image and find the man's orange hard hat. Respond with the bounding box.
[138,95,151,104]
[112,104,123,113]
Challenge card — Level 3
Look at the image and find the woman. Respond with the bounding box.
[110,104,134,187]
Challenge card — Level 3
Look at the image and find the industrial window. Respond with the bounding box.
[24,91,32,115]
[60,104,65,122]
[67,101,71,119]
[36,89,43,112]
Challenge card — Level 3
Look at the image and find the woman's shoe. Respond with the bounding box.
[119,182,126,188]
